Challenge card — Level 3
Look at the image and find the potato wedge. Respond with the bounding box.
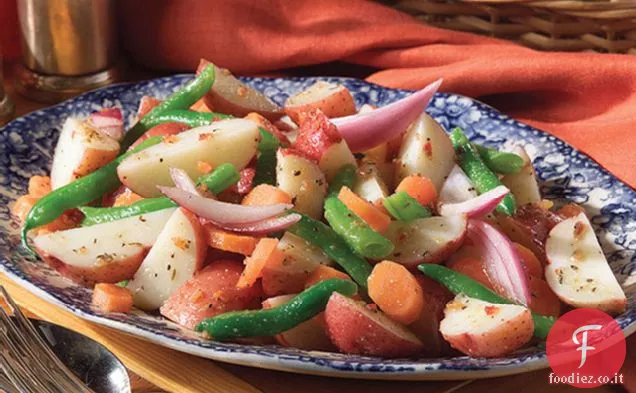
[440,294,534,358]
[395,113,455,191]
[276,149,327,218]
[199,61,282,121]
[127,208,207,310]
[160,260,262,329]
[384,215,468,267]
[118,119,259,197]
[51,118,120,189]
[353,161,390,204]
[284,81,356,123]
[33,208,176,286]
[325,292,424,357]
[501,146,541,205]
[545,212,626,315]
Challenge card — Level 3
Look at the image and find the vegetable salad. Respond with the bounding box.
[13,60,626,359]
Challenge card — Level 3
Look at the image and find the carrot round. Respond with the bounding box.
[337,186,391,233]
[367,260,425,325]
[205,225,258,256]
[242,184,292,206]
[92,283,133,313]
[514,243,542,278]
[237,238,284,288]
[395,175,437,207]
[304,265,351,289]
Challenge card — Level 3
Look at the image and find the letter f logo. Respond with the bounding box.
[572,325,602,368]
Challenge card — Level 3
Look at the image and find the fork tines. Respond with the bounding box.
[0,286,95,393]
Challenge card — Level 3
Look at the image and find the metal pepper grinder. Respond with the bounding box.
[15,0,119,103]
[0,57,14,126]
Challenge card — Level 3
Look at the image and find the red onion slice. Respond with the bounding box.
[331,79,442,152]
[439,186,509,218]
[467,219,531,306]
[169,168,201,196]
[89,108,125,141]
[158,186,292,224]
[208,213,301,235]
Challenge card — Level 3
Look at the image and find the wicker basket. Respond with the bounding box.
[392,0,636,53]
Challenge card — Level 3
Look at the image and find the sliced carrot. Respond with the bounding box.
[528,276,561,317]
[205,225,258,256]
[514,243,543,277]
[28,175,51,198]
[367,260,425,325]
[237,238,284,288]
[337,186,391,233]
[91,283,134,313]
[304,265,351,289]
[242,184,292,206]
[35,211,81,235]
[190,98,212,113]
[395,175,437,207]
[11,195,39,223]
[446,254,494,291]
[112,189,144,207]
[137,96,162,118]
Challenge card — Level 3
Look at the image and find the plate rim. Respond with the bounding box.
[1,73,634,381]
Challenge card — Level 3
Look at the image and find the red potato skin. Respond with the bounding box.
[37,249,148,287]
[293,109,343,162]
[179,208,208,273]
[160,260,263,330]
[324,292,424,358]
[129,122,190,150]
[441,307,534,358]
[496,204,562,264]
[284,86,356,124]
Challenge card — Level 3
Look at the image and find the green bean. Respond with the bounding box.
[383,192,432,221]
[79,198,177,227]
[475,144,525,174]
[418,264,555,339]
[142,110,231,129]
[197,163,240,194]
[328,164,358,197]
[323,197,394,260]
[196,279,357,340]
[21,136,164,250]
[450,128,516,216]
[288,213,373,290]
[80,164,240,226]
[121,64,216,150]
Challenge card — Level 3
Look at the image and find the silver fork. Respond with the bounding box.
[0,286,96,393]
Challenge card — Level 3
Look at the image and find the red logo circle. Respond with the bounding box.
[546,308,625,388]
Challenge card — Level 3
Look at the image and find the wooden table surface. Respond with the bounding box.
[1,64,634,393]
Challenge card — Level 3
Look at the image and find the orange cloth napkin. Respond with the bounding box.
[118,0,636,188]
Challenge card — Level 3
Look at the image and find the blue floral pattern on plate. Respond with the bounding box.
[0,75,634,381]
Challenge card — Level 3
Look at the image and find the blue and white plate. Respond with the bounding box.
[0,75,634,380]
